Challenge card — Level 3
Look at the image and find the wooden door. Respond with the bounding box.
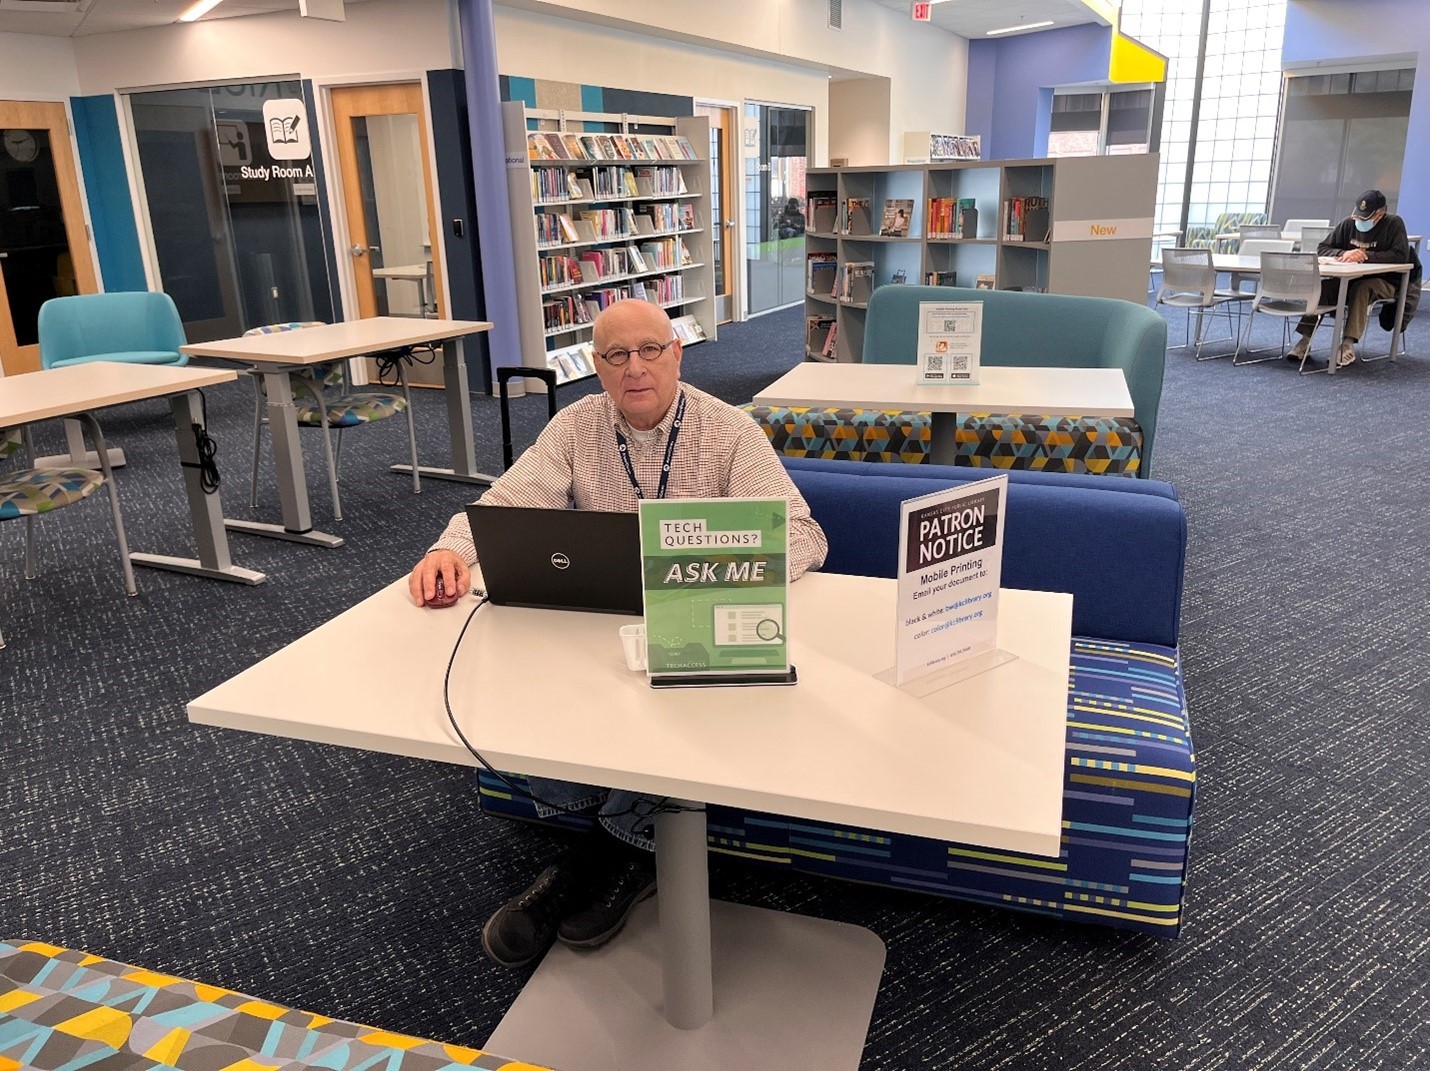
[694,102,737,323]
[0,101,98,376]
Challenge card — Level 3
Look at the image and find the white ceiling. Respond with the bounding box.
[0,0,364,37]
[869,0,1109,38]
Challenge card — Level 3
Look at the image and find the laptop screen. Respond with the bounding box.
[465,504,643,615]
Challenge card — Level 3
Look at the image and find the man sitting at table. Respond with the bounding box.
[409,298,828,968]
[1288,189,1421,368]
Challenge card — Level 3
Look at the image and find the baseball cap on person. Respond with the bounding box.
[1352,190,1387,219]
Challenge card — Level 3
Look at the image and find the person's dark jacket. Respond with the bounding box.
[1317,212,1422,329]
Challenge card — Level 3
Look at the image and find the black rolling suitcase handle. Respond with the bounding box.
[497,367,558,470]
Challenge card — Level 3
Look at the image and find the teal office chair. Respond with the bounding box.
[38,292,188,369]
[0,419,137,650]
[863,285,1167,476]
[246,323,420,521]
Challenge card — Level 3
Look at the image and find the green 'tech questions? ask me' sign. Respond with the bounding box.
[638,498,790,681]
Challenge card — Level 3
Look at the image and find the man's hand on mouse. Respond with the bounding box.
[411,549,470,608]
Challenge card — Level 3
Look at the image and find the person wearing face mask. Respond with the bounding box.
[1287,189,1421,368]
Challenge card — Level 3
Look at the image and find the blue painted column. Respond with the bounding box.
[457,0,520,380]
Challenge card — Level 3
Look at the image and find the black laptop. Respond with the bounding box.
[466,504,643,615]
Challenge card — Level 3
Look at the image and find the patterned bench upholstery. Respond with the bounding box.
[0,941,549,1071]
[479,635,1192,937]
[741,405,1142,476]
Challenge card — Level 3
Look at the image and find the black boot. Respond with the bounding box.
[482,858,589,967]
[557,854,657,950]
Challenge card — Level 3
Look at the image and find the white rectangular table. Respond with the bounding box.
[1213,254,1413,374]
[189,572,1071,1071]
[0,362,264,584]
[754,363,1134,465]
[182,318,493,548]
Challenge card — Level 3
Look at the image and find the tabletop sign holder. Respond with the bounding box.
[917,300,983,386]
[638,497,796,688]
[879,474,1014,696]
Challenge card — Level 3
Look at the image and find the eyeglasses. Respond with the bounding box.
[596,339,676,367]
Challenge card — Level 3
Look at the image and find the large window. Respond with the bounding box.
[1048,88,1156,158]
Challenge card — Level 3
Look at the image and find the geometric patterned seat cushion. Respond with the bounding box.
[0,468,105,521]
[740,405,931,463]
[953,414,1143,476]
[0,940,549,1071]
[478,636,1194,938]
[294,393,407,429]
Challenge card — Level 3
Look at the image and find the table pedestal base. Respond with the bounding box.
[388,463,496,486]
[484,897,885,1071]
[130,552,266,585]
[223,519,344,548]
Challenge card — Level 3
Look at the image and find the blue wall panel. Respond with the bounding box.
[69,94,147,293]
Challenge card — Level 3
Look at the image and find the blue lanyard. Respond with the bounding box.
[615,391,686,500]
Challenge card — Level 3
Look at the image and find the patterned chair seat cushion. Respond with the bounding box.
[954,413,1142,476]
[741,405,931,462]
[0,468,105,520]
[295,393,406,428]
[479,636,1194,938]
[0,940,549,1071]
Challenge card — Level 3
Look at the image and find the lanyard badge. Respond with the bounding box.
[615,391,686,501]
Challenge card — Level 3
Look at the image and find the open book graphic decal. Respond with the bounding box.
[268,115,303,144]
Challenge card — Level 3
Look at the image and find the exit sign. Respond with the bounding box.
[912,2,932,21]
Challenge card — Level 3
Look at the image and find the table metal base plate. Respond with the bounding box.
[223,519,344,548]
[130,552,266,585]
[484,898,885,1071]
[389,463,496,486]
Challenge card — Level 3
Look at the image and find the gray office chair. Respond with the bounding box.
[1156,248,1252,360]
[1233,251,1337,370]
[1238,224,1283,242]
[1284,218,1331,247]
[1296,224,1334,253]
[1229,239,1297,293]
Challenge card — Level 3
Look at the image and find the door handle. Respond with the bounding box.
[349,244,366,257]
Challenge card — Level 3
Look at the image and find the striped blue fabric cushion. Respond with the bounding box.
[479,637,1194,937]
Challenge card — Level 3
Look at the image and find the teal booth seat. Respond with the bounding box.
[38,292,188,369]
[862,285,1167,477]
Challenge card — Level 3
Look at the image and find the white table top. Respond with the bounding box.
[1213,254,1413,278]
[372,264,430,280]
[180,317,493,365]
[0,362,237,425]
[754,363,1134,418]
[189,573,1073,857]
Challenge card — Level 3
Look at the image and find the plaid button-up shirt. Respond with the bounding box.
[431,383,828,579]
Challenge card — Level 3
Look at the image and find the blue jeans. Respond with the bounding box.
[526,775,660,851]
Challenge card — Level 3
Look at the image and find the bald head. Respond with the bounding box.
[591,299,684,431]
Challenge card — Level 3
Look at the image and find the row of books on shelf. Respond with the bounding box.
[542,277,697,331]
[928,198,979,239]
[539,239,694,289]
[531,165,691,203]
[1003,196,1051,242]
[806,195,915,237]
[536,204,698,246]
[528,130,698,163]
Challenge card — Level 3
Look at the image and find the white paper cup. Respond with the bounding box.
[619,623,647,671]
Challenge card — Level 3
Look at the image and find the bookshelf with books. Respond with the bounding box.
[503,101,717,386]
[801,154,1158,362]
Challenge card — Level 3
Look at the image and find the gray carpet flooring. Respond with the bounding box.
[2,295,1427,1070]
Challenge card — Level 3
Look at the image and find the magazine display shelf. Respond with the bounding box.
[802,154,1159,362]
[502,101,717,386]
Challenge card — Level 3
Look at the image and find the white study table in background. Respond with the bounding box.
[189,571,1072,1071]
[371,263,434,317]
[0,362,264,584]
[754,362,1134,465]
[1213,254,1413,373]
[182,317,493,547]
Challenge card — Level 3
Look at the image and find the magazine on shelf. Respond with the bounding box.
[923,270,958,286]
[808,194,839,234]
[975,274,996,290]
[845,197,873,236]
[670,314,708,345]
[527,133,558,161]
[806,252,838,295]
[843,261,875,304]
[879,199,914,237]
[805,315,835,357]
[822,320,839,359]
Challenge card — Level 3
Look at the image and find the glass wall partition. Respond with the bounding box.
[129,80,334,342]
[743,103,809,315]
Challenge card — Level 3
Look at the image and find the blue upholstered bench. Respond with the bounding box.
[0,940,548,1071]
[480,459,1194,938]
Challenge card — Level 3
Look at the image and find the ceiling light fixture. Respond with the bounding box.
[986,20,1055,35]
[178,0,226,23]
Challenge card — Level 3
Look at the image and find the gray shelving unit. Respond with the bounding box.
[803,154,1159,363]
[502,101,717,386]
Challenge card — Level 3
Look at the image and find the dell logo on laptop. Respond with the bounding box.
[551,552,571,570]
